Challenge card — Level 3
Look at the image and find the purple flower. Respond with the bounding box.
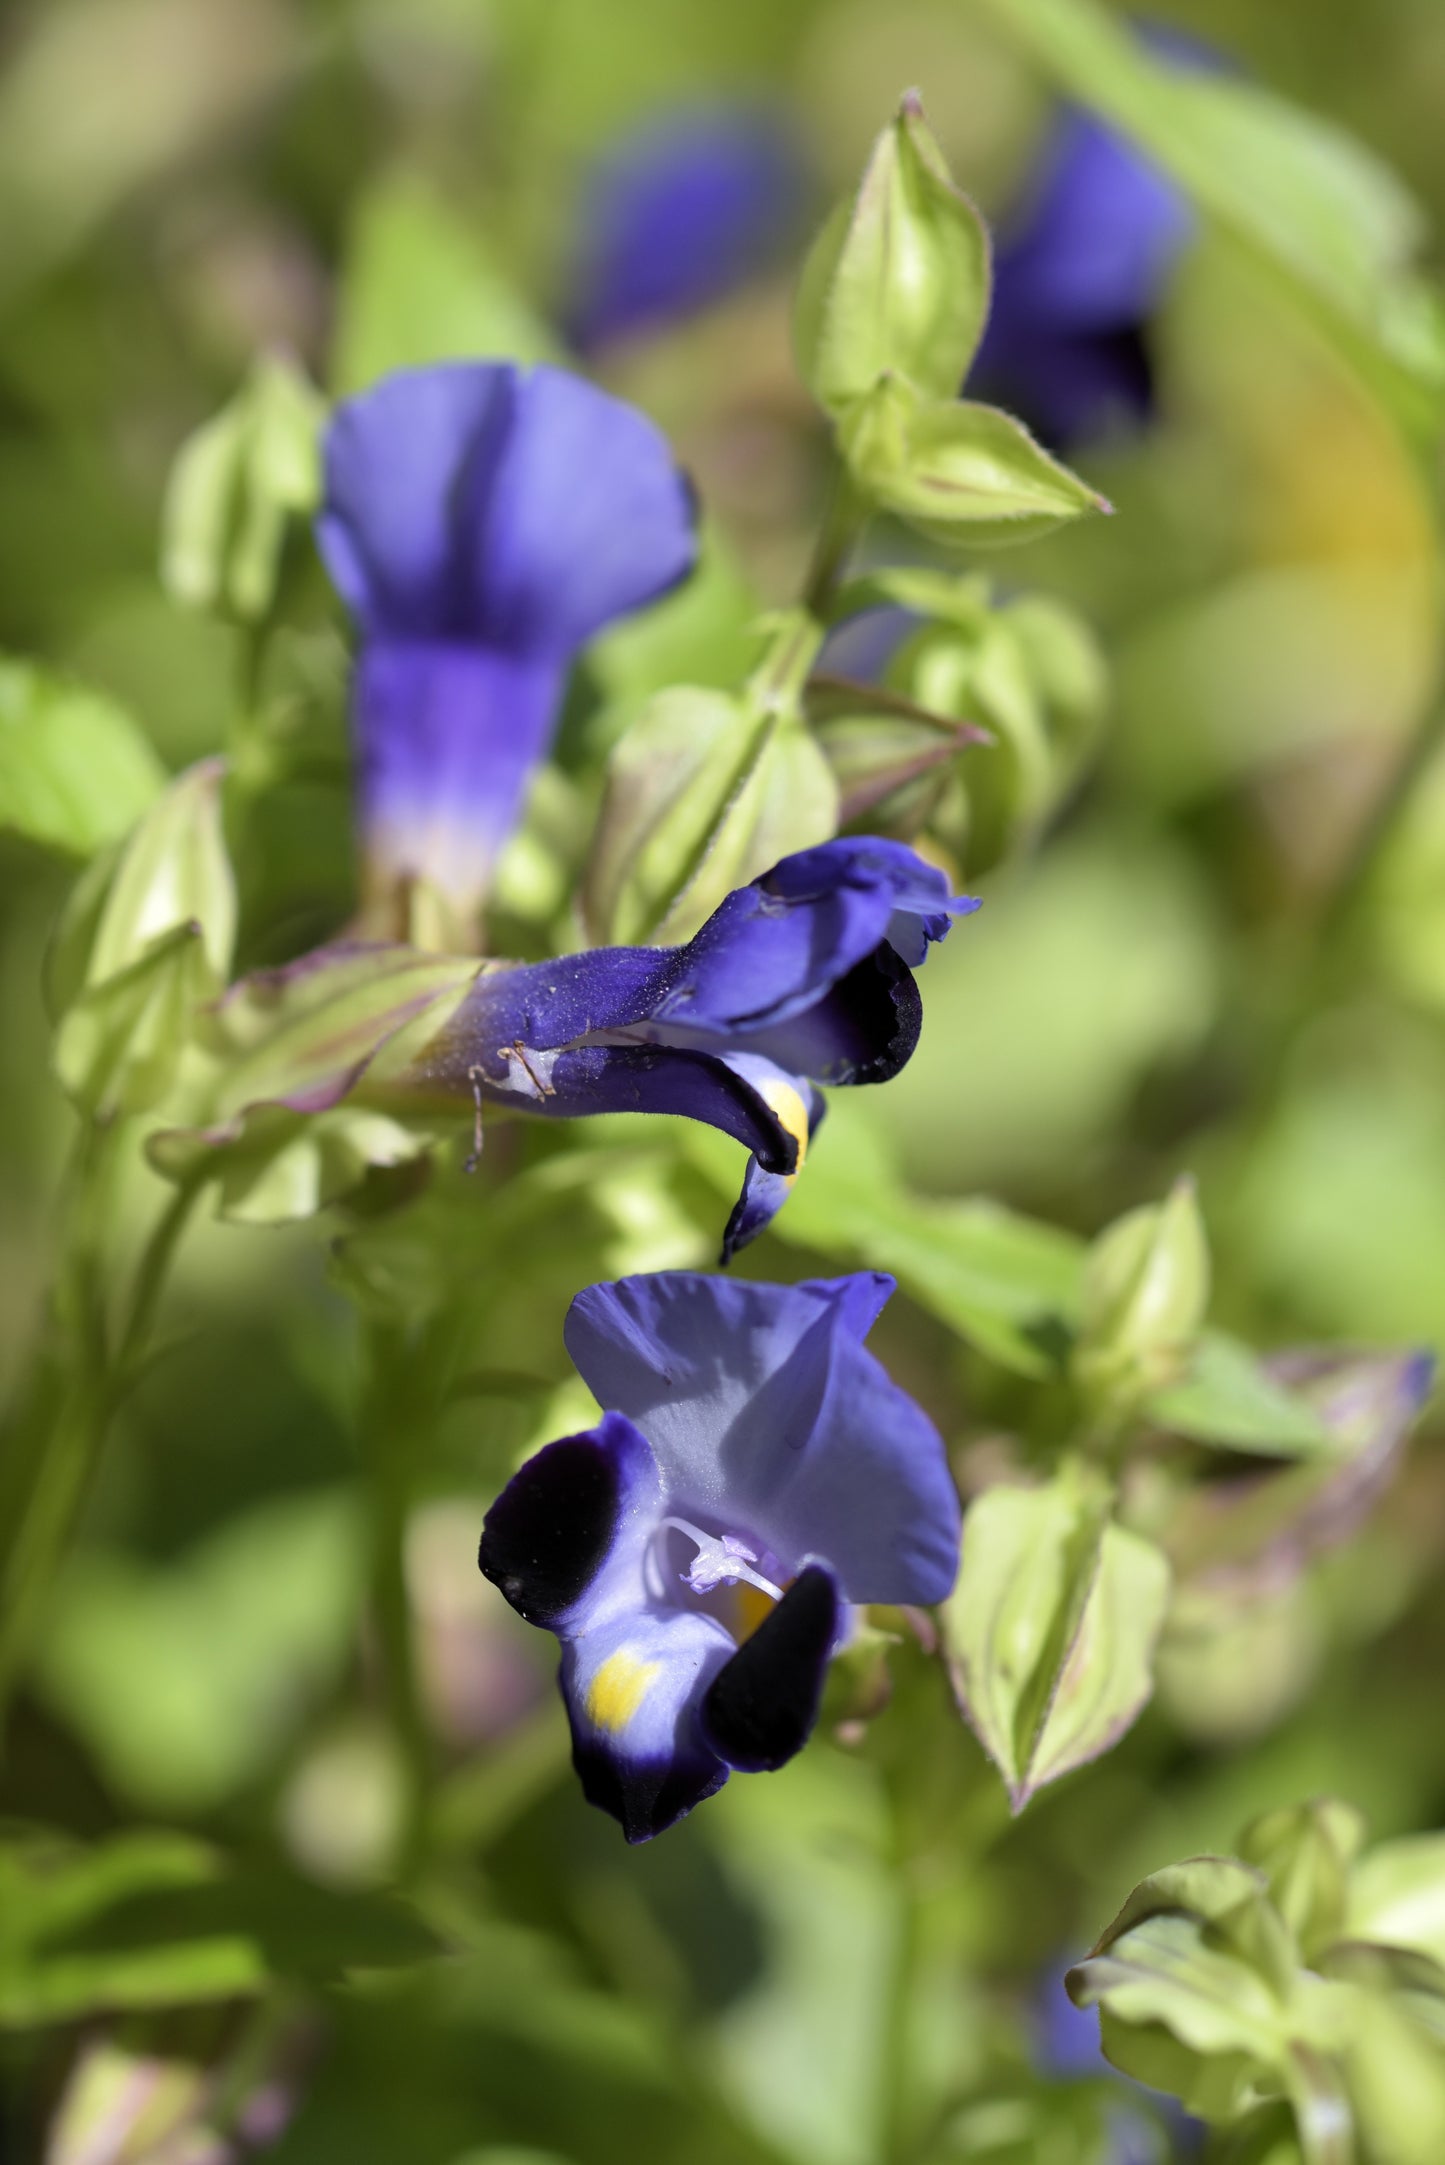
[317,361,698,927]
[479,1269,961,1840]
[404,837,976,1256]
[154,839,974,1247]
[973,89,1195,449]
[567,102,810,351]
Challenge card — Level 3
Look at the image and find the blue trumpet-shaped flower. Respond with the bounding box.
[567,102,809,352]
[317,361,698,927]
[406,836,976,1256]
[480,1269,961,1840]
[973,101,1193,450]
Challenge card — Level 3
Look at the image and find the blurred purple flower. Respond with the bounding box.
[480,1269,961,1840]
[317,361,698,927]
[973,32,1216,449]
[567,102,810,351]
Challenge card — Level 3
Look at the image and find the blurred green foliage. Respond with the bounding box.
[3,1,1445,2162]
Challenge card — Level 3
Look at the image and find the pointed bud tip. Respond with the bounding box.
[899,87,926,121]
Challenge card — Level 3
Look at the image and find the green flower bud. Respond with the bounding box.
[795,91,991,415]
[839,374,1110,548]
[1239,1798,1366,1961]
[1073,1176,1211,1416]
[583,612,837,947]
[50,759,236,1119]
[161,352,324,624]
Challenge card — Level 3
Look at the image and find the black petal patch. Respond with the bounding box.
[573,1733,729,1844]
[478,1432,620,1627]
[850,943,922,1083]
[701,1564,840,1772]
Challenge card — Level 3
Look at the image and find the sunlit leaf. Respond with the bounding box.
[0,1827,437,2024]
[1150,1333,1333,1459]
[942,1465,1170,1808]
[0,658,163,858]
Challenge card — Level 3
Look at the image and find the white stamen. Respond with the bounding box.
[658,1516,784,1603]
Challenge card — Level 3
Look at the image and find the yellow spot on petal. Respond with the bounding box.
[756,1077,810,1174]
[585,1650,661,1734]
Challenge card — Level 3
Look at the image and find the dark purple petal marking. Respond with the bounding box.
[701,1562,842,1772]
[571,1737,730,1845]
[479,1413,656,1628]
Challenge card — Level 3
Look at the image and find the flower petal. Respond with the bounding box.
[351,641,564,907]
[700,1560,842,1772]
[569,102,808,350]
[660,839,975,1034]
[318,364,515,638]
[565,1273,961,1604]
[479,1411,661,1631]
[563,1604,733,1843]
[465,365,697,654]
[717,1065,824,1263]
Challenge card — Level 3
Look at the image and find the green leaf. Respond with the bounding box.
[1149,1333,1335,1458]
[583,676,838,947]
[973,0,1445,433]
[840,379,1110,546]
[34,1490,364,1811]
[941,1466,1171,1808]
[1239,1800,1367,1961]
[332,170,559,394]
[1068,1859,1300,2118]
[795,91,991,412]
[0,657,163,857]
[681,1094,1084,1375]
[1346,1834,1445,1968]
[0,1825,438,2024]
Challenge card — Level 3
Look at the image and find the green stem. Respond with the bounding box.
[0,1142,200,1728]
[359,1318,434,1872]
[802,466,868,621]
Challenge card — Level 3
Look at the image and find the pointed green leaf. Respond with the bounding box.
[841,378,1109,546]
[0,658,163,858]
[942,1467,1171,1808]
[1151,1333,1335,1458]
[1239,1801,1367,1961]
[1346,1835,1445,1968]
[681,1094,1084,1375]
[0,1827,437,2025]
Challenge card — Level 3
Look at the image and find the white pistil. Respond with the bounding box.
[658,1516,784,1603]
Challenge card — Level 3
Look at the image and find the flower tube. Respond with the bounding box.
[317,361,698,935]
